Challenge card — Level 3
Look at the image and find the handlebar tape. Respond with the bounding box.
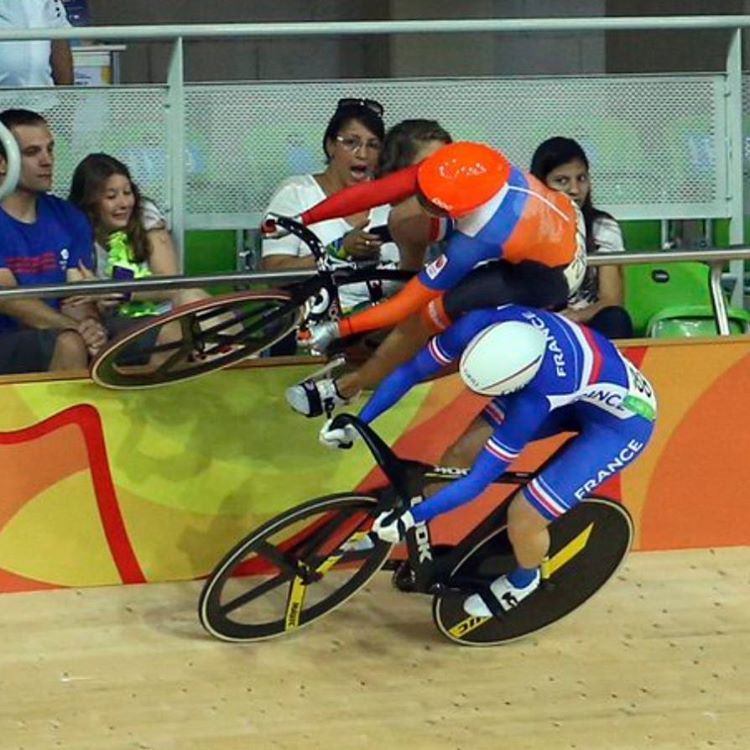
[338,275,440,337]
[300,164,420,225]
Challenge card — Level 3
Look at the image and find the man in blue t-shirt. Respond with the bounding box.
[0,108,106,374]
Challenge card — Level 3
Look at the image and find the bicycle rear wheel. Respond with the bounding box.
[91,290,303,389]
[432,497,633,646]
[199,493,392,642]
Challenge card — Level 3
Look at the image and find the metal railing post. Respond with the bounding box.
[166,37,186,271]
[725,27,745,308]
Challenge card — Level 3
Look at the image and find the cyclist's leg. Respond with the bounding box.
[465,409,654,617]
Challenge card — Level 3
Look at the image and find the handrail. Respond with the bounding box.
[0,246,747,335]
[5,17,750,43]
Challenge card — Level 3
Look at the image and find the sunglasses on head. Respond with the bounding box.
[336,98,384,118]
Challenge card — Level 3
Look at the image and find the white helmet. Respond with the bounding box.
[459,321,547,396]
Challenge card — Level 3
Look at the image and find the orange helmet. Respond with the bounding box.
[417,142,511,218]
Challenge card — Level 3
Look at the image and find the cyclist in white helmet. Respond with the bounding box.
[320,304,656,618]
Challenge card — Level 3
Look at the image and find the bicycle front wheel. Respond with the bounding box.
[432,497,633,646]
[199,493,392,643]
[91,290,303,389]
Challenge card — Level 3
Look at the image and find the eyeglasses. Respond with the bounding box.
[335,135,382,153]
[336,97,385,118]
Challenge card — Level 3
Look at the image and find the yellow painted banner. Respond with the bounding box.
[0,338,748,593]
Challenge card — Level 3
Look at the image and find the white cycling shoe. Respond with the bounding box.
[463,569,541,618]
[285,357,354,417]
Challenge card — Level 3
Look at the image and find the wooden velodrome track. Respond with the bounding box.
[1,546,747,749]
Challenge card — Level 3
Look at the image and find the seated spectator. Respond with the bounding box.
[0,1,74,87]
[530,136,633,339]
[377,118,453,271]
[262,97,400,354]
[262,98,400,308]
[0,108,105,375]
[68,153,210,339]
[378,118,454,176]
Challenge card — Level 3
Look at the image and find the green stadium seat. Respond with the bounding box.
[624,262,748,338]
[647,305,750,338]
[184,230,238,295]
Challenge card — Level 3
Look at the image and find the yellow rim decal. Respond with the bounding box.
[541,522,594,579]
[285,575,307,630]
[448,614,492,639]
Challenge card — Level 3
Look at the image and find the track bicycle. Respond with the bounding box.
[90,216,413,389]
[198,414,633,646]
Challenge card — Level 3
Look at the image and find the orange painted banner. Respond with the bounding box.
[0,337,748,593]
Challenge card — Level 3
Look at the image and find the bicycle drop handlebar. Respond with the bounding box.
[329,413,415,508]
[261,214,327,263]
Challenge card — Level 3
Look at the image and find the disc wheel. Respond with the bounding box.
[432,497,633,646]
[198,493,392,643]
[91,291,303,389]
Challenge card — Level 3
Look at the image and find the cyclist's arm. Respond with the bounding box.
[338,232,494,338]
[300,165,419,225]
[358,344,444,424]
[410,392,551,524]
[358,310,502,423]
[338,275,439,337]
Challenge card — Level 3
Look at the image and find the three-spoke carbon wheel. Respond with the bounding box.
[432,497,633,646]
[91,291,303,389]
[199,493,392,643]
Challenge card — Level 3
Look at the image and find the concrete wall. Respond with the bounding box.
[86,0,750,83]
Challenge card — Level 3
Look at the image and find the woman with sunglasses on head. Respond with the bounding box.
[530,137,633,339]
[262,98,401,331]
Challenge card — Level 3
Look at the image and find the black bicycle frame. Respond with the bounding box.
[331,413,578,595]
[260,214,413,332]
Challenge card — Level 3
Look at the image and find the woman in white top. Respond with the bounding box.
[530,136,634,339]
[262,97,400,314]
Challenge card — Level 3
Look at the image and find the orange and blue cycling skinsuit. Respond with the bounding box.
[298,161,586,338]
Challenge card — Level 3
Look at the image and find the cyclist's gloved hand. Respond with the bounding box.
[372,509,415,544]
[308,320,339,353]
[319,418,359,450]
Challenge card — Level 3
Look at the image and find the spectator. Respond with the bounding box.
[530,136,633,339]
[68,153,209,326]
[262,97,400,355]
[0,1,74,87]
[378,119,453,177]
[378,118,453,272]
[262,97,400,311]
[0,108,105,375]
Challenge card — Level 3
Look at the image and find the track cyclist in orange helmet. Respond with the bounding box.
[280,141,587,418]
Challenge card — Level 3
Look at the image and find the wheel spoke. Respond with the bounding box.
[218,570,291,616]
[289,508,370,563]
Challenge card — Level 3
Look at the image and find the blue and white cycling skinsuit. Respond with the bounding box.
[358,305,657,524]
